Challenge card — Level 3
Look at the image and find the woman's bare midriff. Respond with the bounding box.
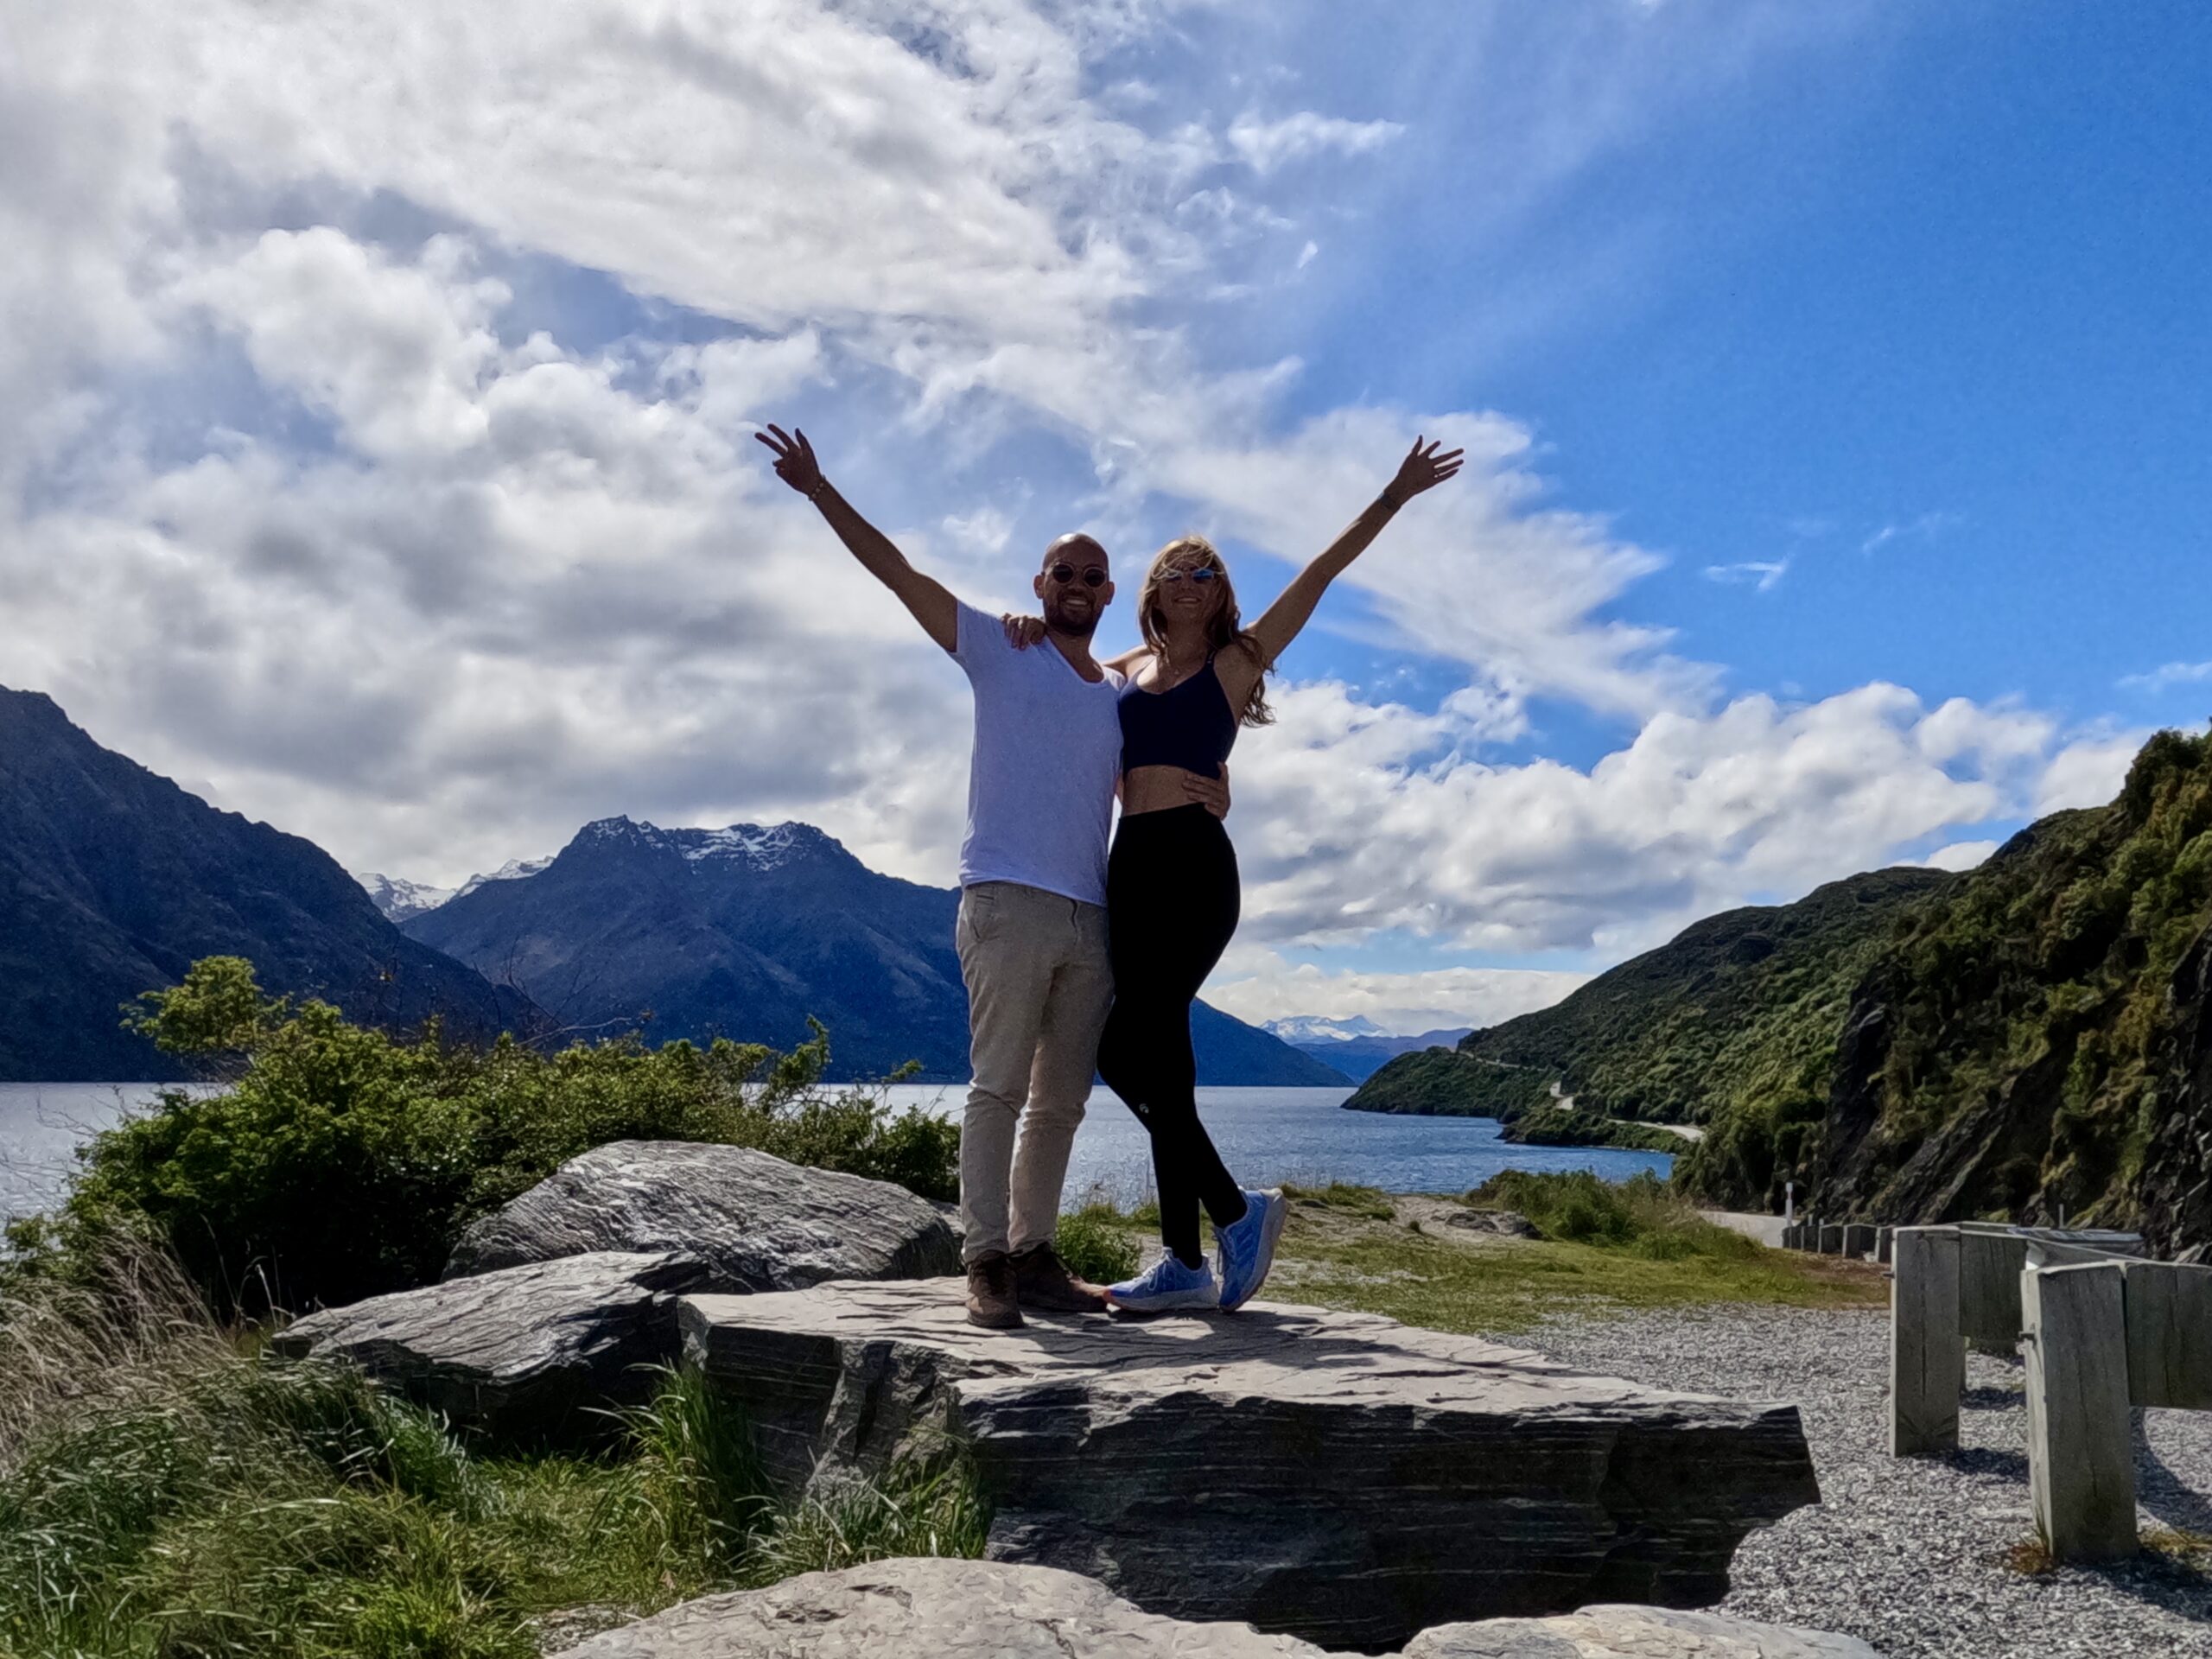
[1122,763,1218,817]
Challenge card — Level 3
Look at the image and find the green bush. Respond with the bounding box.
[7,957,957,1319]
[1466,1169,1758,1262]
[1052,1202,1140,1285]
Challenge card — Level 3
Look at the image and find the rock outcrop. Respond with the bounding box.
[270,1249,707,1444]
[1405,1605,1878,1658]
[546,1560,1876,1658]
[442,1141,960,1288]
[677,1281,1820,1651]
[2138,924,2212,1260]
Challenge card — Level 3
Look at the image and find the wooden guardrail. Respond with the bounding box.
[1885,1220,2212,1565]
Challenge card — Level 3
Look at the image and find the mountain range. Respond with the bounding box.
[1262,1015,1474,1082]
[386,816,1348,1085]
[0,688,530,1079]
[0,683,1340,1085]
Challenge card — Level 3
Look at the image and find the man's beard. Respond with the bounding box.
[1041,598,1100,639]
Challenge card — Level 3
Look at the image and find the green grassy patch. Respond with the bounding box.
[0,1237,984,1659]
[1053,1174,1884,1337]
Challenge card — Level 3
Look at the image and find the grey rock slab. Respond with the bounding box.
[678,1281,1821,1651]
[545,1560,1878,1659]
[549,1559,1327,1657]
[442,1139,959,1289]
[1406,1605,1880,1658]
[270,1249,707,1445]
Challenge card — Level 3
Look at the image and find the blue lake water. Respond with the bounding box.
[0,1081,1671,1225]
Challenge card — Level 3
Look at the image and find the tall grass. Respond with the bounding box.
[1468,1168,1758,1262]
[0,1233,987,1659]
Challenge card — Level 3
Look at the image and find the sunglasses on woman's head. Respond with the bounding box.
[1157,566,1219,583]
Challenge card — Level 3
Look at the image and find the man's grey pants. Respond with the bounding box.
[954,880,1113,1264]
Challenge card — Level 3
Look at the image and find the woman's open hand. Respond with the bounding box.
[1001,613,1048,650]
[1382,436,1464,508]
[755,424,824,498]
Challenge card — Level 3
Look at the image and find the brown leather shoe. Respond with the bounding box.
[965,1252,1024,1330]
[1008,1243,1110,1313]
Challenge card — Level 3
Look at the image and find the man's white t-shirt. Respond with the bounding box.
[949,601,1123,908]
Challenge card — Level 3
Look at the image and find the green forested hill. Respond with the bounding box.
[1347,866,1955,1134]
[1802,728,2212,1242]
[1350,728,2212,1247]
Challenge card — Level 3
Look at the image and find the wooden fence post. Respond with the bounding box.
[1891,1225,1963,1455]
[1844,1223,1877,1259]
[2023,1261,2136,1561]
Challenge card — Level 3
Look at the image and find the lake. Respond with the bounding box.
[0,1081,1672,1225]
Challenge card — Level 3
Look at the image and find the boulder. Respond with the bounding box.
[442,1140,960,1288]
[677,1281,1820,1651]
[270,1249,707,1444]
[1405,1605,1878,1658]
[545,1560,1876,1659]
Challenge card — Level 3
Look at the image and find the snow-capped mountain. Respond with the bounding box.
[352,872,458,924]
[1262,1016,1476,1083]
[1262,1014,1391,1045]
[452,855,553,901]
[401,814,1346,1084]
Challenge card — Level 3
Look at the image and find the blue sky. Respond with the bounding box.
[1,1,2202,1032]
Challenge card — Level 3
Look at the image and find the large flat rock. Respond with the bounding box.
[443,1140,960,1288]
[678,1282,1821,1651]
[271,1249,708,1444]
[1405,1605,1878,1657]
[546,1560,1876,1658]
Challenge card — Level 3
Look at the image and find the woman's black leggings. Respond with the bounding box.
[1096,803,1248,1268]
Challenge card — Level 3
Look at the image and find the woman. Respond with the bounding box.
[1012,437,1462,1313]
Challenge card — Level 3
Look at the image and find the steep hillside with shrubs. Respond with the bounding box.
[1347,868,1954,1141]
[1790,728,2212,1240]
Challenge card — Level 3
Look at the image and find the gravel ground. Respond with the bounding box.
[1520,1303,2212,1659]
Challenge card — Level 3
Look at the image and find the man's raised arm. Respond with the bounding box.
[757,424,957,652]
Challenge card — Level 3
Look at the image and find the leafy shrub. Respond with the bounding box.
[1466,1169,1757,1262]
[1052,1202,1140,1285]
[7,957,957,1318]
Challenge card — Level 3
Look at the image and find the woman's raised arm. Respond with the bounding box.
[1243,437,1461,671]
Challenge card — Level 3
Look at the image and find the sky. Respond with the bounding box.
[3,1,2206,1035]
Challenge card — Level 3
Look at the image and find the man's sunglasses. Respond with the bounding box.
[1048,563,1109,588]
[1157,566,1219,583]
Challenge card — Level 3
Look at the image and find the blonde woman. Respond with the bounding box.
[1008,437,1462,1313]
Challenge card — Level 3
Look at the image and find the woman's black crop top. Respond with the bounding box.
[1119,655,1238,779]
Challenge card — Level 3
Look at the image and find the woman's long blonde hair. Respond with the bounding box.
[1137,535,1274,728]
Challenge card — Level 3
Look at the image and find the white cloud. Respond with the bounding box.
[1704,559,1788,592]
[2120,660,2212,696]
[2032,731,2152,818]
[1226,111,1404,174]
[1205,951,1590,1034]
[0,0,2153,1014]
[1859,511,1961,555]
[1920,840,1999,873]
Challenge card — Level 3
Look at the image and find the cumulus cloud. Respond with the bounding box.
[0,0,2152,1030]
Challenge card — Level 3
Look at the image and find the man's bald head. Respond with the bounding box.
[1033,533,1113,639]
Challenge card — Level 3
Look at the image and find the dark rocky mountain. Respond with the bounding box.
[0,687,532,1081]
[402,816,1346,1086]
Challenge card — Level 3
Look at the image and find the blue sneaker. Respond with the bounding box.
[1214,1188,1286,1312]
[1107,1252,1220,1314]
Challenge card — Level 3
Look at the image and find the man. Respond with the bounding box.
[757,424,1227,1329]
